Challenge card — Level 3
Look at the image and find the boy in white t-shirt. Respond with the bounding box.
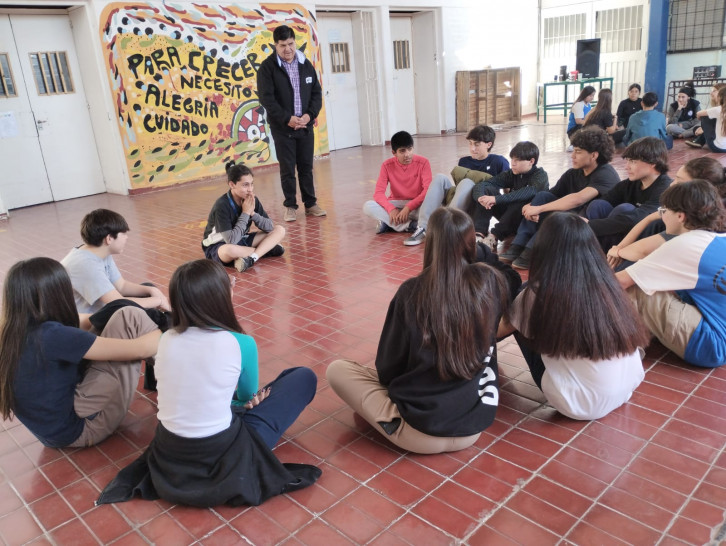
[616,180,726,368]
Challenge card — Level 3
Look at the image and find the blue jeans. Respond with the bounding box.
[238,367,317,449]
[511,191,560,249]
[585,200,636,221]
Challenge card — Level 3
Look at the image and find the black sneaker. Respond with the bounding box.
[376,221,393,234]
[685,138,704,148]
[499,244,525,264]
[265,244,285,257]
[512,247,532,270]
[406,220,418,233]
[234,256,255,272]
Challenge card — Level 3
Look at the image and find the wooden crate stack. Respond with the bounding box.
[456,67,521,131]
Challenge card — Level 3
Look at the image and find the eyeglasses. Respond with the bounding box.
[657,207,667,216]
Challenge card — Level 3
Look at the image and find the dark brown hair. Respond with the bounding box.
[683,157,726,197]
[570,127,614,165]
[169,260,243,334]
[0,258,79,420]
[415,207,508,381]
[225,160,253,183]
[80,209,129,247]
[574,85,596,104]
[622,137,669,174]
[525,213,649,359]
[661,179,726,232]
[584,88,613,128]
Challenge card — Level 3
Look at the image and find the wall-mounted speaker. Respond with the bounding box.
[576,39,601,79]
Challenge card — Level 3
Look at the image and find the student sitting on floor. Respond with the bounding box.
[616,181,726,369]
[363,131,435,236]
[327,207,509,454]
[687,85,726,153]
[623,92,672,149]
[471,141,548,251]
[202,161,285,273]
[607,157,726,270]
[566,86,596,143]
[500,213,649,420]
[98,259,320,506]
[583,88,617,138]
[616,83,643,131]
[586,137,672,252]
[500,128,620,269]
[403,125,509,246]
[666,83,701,140]
[0,258,160,448]
[61,209,171,314]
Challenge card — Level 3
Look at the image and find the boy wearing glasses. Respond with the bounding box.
[586,137,672,251]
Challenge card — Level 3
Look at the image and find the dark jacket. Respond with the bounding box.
[616,98,642,128]
[256,51,322,134]
[472,166,549,206]
[667,98,701,124]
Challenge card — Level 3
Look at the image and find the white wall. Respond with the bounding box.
[665,50,726,88]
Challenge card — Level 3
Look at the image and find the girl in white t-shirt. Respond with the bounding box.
[688,84,726,152]
[500,212,650,420]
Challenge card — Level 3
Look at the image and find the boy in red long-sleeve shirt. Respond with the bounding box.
[363,131,442,234]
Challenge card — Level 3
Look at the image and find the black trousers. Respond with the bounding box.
[271,127,317,209]
[474,201,526,239]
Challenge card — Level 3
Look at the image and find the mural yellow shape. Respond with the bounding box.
[99,2,328,189]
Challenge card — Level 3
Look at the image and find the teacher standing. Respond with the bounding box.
[257,25,326,222]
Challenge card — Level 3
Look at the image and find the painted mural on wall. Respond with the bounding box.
[99,2,328,189]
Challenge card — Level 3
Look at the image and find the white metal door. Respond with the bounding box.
[389,17,416,135]
[0,15,53,209]
[1,14,104,209]
[318,15,362,151]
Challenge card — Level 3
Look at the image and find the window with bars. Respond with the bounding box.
[393,40,410,70]
[668,0,726,52]
[0,54,17,98]
[329,42,351,73]
[595,6,643,52]
[29,51,74,95]
[542,14,586,59]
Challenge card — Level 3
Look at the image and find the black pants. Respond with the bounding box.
[513,331,545,390]
[271,127,317,209]
[474,201,526,239]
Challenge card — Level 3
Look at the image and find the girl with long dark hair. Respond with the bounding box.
[501,212,650,420]
[584,88,616,136]
[327,207,509,453]
[98,259,320,507]
[0,258,160,448]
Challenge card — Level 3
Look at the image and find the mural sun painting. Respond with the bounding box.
[100,2,328,189]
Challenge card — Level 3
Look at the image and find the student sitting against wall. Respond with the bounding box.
[403,125,509,246]
[327,208,509,454]
[666,83,701,140]
[607,157,726,270]
[98,260,320,506]
[586,137,672,252]
[686,85,726,153]
[0,258,160,448]
[471,141,548,252]
[500,212,649,420]
[202,161,286,273]
[616,181,726,368]
[623,92,672,149]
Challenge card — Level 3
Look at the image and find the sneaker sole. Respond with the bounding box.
[403,239,424,246]
[511,262,529,270]
[305,210,327,216]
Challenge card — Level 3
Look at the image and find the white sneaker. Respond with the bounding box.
[403,227,426,246]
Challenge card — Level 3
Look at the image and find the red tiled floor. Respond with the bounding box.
[2,123,726,544]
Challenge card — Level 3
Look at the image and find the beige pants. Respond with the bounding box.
[628,286,701,360]
[326,359,480,454]
[70,307,157,447]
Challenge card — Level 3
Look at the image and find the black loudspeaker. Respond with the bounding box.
[576,39,601,79]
